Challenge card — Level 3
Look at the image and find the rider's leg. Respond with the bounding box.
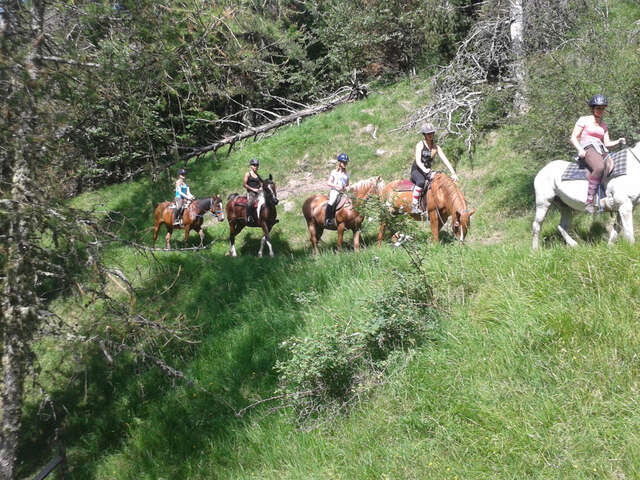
[325,189,338,227]
[174,197,184,224]
[411,185,423,214]
[584,147,605,213]
[410,168,427,214]
[247,191,257,223]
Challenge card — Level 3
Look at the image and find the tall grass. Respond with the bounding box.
[22,70,640,480]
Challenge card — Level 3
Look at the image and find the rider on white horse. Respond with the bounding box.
[570,94,626,213]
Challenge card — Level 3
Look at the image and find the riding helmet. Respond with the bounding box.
[337,153,349,163]
[250,158,259,166]
[588,94,608,107]
[178,168,187,176]
[420,122,436,134]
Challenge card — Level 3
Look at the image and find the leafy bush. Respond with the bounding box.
[275,268,438,425]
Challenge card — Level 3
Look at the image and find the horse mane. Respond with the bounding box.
[432,173,466,213]
[196,198,211,211]
[348,176,385,198]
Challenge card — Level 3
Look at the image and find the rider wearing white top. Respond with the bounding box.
[325,153,350,227]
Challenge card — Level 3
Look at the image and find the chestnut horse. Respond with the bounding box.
[378,173,475,244]
[302,176,385,255]
[153,195,224,249]
[225,175,279,257]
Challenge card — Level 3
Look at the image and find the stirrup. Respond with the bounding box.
[410,206,421,214]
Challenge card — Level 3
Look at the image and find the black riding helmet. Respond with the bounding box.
[588,94,608,108]
[178,168,187,176]
[250,158,259,166]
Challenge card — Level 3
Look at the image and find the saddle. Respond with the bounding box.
[232,195,259,225]
[397,177,434,211]
[561,149,628,182]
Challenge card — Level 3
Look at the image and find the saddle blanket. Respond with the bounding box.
[561,149,628,181]
[232,196,257,208]
[395,179,414,191]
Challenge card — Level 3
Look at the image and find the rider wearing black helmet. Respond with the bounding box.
[243,158,263,224]
[174,168,195,225]
[325,153,350,227]
[570,94,626,213]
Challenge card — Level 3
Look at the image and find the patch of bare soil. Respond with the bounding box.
[278,171,326,200]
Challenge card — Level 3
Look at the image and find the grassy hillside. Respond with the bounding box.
[23,73,640,480]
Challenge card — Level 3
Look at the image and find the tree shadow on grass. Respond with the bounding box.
[18,240,343,479]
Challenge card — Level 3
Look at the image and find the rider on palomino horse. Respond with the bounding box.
[243,158,263,224]
[325,153,350,228]
[174,168,195,225]
[570,94,626,214]
[411,123,459,214]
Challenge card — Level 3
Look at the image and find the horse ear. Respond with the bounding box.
[468,208,476,217]
[269,174,273,180]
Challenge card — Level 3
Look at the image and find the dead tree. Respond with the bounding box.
[395,0,577,152]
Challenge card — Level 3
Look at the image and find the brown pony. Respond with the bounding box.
[153,195,224,250]
[302,176,385,255]
[378,173,475,244]
[225,175,279,257]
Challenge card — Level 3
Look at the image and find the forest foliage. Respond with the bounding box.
[3,1,640,478]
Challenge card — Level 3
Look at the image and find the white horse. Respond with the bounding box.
[532,142,640,249]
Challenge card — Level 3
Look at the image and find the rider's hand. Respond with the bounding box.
[451,174,459,183]
[619,137,626,146]
[578,149,586,158]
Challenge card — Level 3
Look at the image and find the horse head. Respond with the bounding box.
[210,195,225,221]
[452,209,476,242]
[262,174,279,206]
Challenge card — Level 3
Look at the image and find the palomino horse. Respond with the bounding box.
[532,142,640,249]
[225,175,279,257]
[378,173,475,244]
[302,176,385,255]
[153,195,224,250]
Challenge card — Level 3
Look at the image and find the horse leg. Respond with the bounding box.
[337,222,345,250]
[557,206,578,247]
[227,223,238,257]
[377,222,386,246]
[153,221,161,247]
[617,200,634,244]
[256,222,274,258]
[164,227,172,250]
[532,199,551,250]
[184,225,190,247]
[198,228,204,248]
[307,221,321,255]
[428,210,440,243]
[353,228,361,251]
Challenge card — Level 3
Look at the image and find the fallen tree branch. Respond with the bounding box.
[180,85,365,161]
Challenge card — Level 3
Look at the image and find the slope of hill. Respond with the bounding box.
[23,72,640,480]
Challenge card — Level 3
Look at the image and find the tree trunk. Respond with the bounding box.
[509,0,527,114]
[0,2,45,478]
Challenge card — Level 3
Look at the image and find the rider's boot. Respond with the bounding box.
[324,203,336,228]
[174,208,181,226]
[585,175,599,214]
[410,185,422,214]
[246,207,254,224]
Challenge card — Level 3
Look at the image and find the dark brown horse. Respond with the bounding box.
[225,175,279,257]
[378,173,475,244]
[302,176,385,255]
[153,195,224,250]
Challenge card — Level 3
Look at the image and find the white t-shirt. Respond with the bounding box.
[329,169,349,190]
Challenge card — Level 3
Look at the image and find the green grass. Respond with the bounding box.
[22,71,640,480]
